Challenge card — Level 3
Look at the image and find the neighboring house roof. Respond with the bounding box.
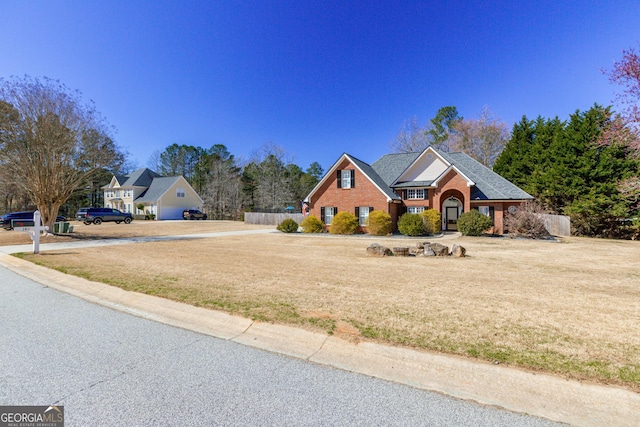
[121,168,162,188]
[104,168,204,205]
[134,176,182,203]
[307,146,532,203]
[114,174,128,186]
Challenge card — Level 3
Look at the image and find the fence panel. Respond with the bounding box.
[244,212,304,226]
[541,214,571,236]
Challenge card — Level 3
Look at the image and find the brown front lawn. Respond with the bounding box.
[11,225,640,391]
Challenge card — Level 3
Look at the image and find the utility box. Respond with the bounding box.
[53,222,71,233]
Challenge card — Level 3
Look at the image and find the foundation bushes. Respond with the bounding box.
[329,211,360,234]
[457,210,493,236]
[398,213,425,236]
[421,209,441,234]
[366,210,392,236]
[300,215,324,233]
[277,218,299,233]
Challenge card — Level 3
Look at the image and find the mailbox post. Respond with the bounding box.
[14,210,49,254]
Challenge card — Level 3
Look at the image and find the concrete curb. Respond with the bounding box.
[1,253,638,426]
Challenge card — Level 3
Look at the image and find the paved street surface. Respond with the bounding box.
[0,264,560,426]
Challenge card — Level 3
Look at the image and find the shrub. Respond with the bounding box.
[397,213,425,236]
[457,209,493,236]
[421,209,441,234]
[277,218,299,233]
[505,201,550,238]
[300,215,324,233]
[366,210,392,236]
[329,211,359,234]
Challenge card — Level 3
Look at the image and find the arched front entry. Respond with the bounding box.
[441,194,464,231]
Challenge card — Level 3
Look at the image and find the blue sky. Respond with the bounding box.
[2,1,639,172]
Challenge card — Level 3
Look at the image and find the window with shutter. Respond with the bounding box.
[358,206,370,225]
[323,207,336,224]
[341,170,352,188]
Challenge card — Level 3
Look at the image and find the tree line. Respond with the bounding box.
[148,141,323,219]
[2,42,639,236]
[494,105,639,238]
[0,76,323,227]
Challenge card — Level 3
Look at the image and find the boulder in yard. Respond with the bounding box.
[451,244,466,257]
[428,243,449,257]
[366,243,393,257]
[422,246,436,257]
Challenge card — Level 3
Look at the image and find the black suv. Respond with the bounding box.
[1,211,66,230]
[183,209,207,220]
[76,208,133,225]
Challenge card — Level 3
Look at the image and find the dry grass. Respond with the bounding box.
[9,223,640,391]
[0,220,269,245]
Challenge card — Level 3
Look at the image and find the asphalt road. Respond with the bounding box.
[0,264,560,426]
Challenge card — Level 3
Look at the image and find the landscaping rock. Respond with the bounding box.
[428,243,449,257]
[422,247,436,257]
[366,243,393,257]
[409,246,424,256]
[451,244,466,257]
[393,247,409,256]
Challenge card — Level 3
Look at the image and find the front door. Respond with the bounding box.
[446,206,459,231]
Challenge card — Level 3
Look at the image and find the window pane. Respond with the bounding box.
[359,206,369,225]
[341,170,351,188]
[325,207,334,224]
[406,189,424,200]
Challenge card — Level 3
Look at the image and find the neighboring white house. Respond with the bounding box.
[103,168,204,220]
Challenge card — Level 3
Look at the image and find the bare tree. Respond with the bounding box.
[390,116,431,153]
[246,142,294,211]
[0,76,124,229]
[450,106,508,167]
[202,144,244,219]
[599,45,640,208]
[147,149,163,172]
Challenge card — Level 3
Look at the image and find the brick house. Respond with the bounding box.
[304,146,533,234]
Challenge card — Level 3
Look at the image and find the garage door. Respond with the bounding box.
[158,206,185,220]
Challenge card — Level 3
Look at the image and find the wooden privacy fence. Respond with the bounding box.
[541,214,571,236]
[244,212,304,226]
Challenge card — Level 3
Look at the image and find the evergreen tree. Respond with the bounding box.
[494,105,640,237]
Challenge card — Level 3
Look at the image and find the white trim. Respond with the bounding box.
[431,164,475,188]
[391,146,449,186]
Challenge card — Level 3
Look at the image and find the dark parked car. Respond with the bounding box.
[1,211,66,230]
[183,209,207,220]
[77,207,133,225]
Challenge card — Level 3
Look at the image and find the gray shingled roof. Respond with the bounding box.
[439,151,533,200]
[368,148,531,201]
[310,147,531,203]
[347,154,401,201]
[371,152,421,185]
[122,168,162,188]
[393,180,434,188]
[135,176,181,203]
